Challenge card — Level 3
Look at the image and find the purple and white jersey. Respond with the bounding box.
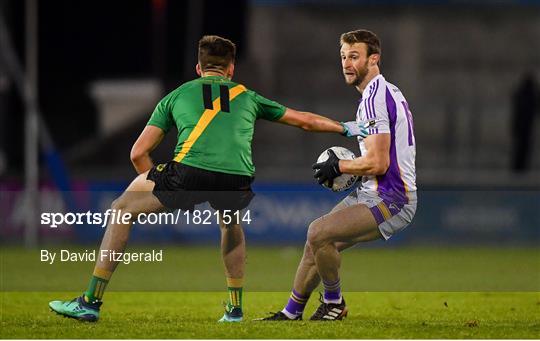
[356,74,417,202]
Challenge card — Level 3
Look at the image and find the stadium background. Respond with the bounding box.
[1,0,539,302]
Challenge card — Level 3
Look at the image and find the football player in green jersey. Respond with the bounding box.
[49,35,368,323]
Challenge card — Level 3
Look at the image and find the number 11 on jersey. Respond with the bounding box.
[202,84,230,112]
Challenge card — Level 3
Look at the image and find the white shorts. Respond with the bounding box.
[341,189,417,240]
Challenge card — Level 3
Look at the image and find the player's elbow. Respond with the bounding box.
[364,156,389,175]
[372,165,388,176]
[300,122,315,131]
[294,112,318,131]
[130,146,148,164]
[297,117,315,131]
[282,109,318,131]
[372,158,389,175]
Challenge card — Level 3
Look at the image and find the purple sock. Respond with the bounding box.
[323,278,342,303]
[283,289,310,317]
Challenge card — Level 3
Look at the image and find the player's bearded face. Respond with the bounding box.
[345,59,369,86]
[341,43,370,86]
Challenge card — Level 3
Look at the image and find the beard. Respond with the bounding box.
[345,61,369,86]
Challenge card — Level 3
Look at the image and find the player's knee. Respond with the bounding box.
[111,196,137,222]
[307,219,327,250]
[111,197,126,211]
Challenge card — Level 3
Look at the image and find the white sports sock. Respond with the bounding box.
[281,308,300,319]
[323,295,343,304]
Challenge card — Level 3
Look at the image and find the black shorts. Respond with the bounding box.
[147,161,255,211]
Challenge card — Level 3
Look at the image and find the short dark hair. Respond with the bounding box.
[340,29,381,57]
[198,35,236,72]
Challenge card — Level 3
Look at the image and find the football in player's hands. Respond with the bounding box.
[313,146,358,192]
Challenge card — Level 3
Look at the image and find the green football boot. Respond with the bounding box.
[218,302,243,322]
[49,295,102,322]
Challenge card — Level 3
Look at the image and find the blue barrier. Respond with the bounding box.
[78,183,539,246]
[1,181,538,246]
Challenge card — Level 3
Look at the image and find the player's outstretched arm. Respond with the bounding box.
[278,108,367,137]
[278,108,343,133]
[130,125,165,174]
[339,134,390,176]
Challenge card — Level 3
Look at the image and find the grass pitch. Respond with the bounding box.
[1,291,539,339]
[1,246,539,338]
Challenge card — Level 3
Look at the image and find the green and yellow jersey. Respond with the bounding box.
[147,75,286,177]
